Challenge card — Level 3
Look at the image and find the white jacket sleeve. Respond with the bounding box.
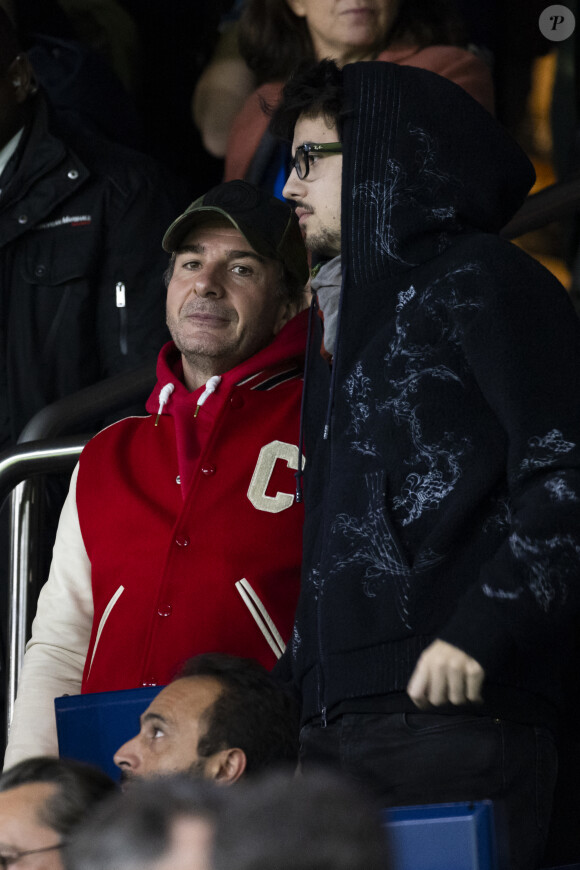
[3,464,94,769]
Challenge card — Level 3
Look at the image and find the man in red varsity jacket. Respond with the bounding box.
[4,181,309,767]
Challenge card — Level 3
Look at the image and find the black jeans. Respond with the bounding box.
[299,712,558,870]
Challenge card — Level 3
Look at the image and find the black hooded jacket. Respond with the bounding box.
[291,62,580,729]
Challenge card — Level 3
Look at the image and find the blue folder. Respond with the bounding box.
[54,686,162,781]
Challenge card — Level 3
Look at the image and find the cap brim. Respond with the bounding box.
[162,206,245,253]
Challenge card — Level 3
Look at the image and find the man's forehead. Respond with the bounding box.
[178,222,269,262]
[292,112,339,147]
[144,677,223,722]
[181,221,245,247]
[0,782,58,824]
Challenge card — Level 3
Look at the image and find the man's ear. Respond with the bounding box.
[207,747,247,785]
[8,54,36,103]
[273,299,298,335]
[285,0,307,17]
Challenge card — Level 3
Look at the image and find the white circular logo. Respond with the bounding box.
[539,5,576,40]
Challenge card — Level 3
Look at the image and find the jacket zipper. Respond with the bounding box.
[116,282,128,355]
[235,578,286,659]
[316,434,337,729]
[87,585,124,679]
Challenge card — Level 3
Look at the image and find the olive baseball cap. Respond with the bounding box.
[162,180,309,286]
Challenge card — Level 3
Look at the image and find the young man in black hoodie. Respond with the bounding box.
[273,60,580,870]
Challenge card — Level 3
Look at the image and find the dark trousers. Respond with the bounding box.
[299,712,558,870]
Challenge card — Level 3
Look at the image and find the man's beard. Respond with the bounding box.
[119,769,135,790]
[118,758,208,789]
[307,226,341,258]
[187,758,208,779]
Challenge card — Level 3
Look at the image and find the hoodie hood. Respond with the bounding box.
[341,62,534,288]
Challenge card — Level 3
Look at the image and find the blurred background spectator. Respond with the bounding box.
[223,0,494,196]
[63,776,221,870]
[211,768,391,870]
[0,756,116,870]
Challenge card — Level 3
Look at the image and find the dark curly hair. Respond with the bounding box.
[177,653,300,776]
[269,60,347,143]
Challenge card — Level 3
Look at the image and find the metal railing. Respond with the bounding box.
[2,438,89,730]
[1,361,156,742]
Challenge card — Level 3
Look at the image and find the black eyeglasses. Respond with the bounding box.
[292,142,342,180]
[0,844,63,869]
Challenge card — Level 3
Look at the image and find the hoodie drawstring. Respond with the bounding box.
[194,375,222,417]
[155,383,175,426]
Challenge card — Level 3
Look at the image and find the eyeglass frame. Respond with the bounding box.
[0,843,63,869]
[292,142,343,180]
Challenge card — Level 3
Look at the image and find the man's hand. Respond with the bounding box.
[407,640,484,709]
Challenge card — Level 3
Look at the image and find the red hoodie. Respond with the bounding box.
[76,310,308,692]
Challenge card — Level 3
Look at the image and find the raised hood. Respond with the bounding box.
[341,62,535,287]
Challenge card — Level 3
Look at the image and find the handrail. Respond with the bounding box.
[501,173,580,240]
[0,436,90,504]
[1,437,89,737]
[18,360,156,443]
[4,359,156,750]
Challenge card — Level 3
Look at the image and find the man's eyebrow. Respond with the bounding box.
[176,243,204,255]
[227,250,266,264]
[140,711,169,727]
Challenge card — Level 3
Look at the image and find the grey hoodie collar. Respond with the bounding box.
[310,255,342,356]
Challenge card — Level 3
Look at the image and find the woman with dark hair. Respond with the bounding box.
[225,0,494,193]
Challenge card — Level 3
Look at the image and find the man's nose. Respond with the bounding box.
[114,735,141,772]
[282,166,304,201]
[193,264,224,297]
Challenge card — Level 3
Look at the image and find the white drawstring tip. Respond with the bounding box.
[195,375,222,416]
[155,383,175,425]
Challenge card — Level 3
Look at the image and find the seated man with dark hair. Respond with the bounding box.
[0,756,116,870]
[114,653,299,785]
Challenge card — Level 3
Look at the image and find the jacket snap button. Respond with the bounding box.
[230,394,244,409]
[157,605,172,617]
[201,464,216,475]
[176,475,181,485]
[67,169,79,180]
[142,679,157,686]
[175,534,190,547]
[34,265,47,278]
[18,214,28,224]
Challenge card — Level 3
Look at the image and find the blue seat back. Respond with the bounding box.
[55,686,162,781]
[383,801,504,870]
